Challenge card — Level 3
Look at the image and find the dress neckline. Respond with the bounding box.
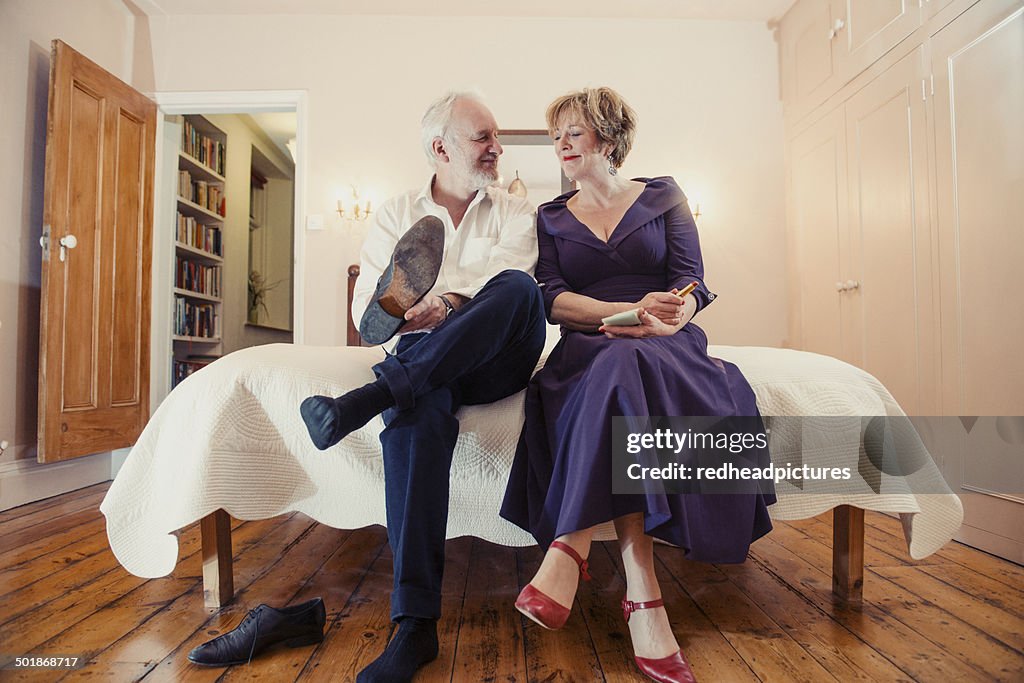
[565,180,648,245]
[538,176,685,253]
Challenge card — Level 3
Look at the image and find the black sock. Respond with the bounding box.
[356,617,438,683]
[300,380,393,450]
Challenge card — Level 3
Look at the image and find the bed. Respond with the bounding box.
[100,266,963,609]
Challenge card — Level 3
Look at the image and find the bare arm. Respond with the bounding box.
[599,293,698,338]
[550,289,690,332]
[549,291,636,332]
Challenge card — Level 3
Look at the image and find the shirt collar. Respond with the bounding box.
[414,176,436,204]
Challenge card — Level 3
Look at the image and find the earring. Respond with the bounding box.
[607,155,617,176]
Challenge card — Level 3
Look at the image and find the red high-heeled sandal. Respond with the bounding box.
[514,540,591,630]
[622,597,697,683]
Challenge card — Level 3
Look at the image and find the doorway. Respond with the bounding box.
[152,91,307,408]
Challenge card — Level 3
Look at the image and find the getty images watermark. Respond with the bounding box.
[611,416,1024,496]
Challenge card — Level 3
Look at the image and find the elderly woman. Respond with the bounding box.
[500,87,774,683]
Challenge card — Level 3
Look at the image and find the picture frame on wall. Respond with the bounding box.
[498,130,574,207]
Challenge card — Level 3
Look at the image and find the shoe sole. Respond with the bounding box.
[359,216,444,345]
[515,603,560,630]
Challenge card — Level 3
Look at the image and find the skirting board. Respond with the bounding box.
[0,448,128,511]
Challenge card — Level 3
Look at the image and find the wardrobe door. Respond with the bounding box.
[834,0,922,81]
[843,47,935,415]
[932,0,1024,416]
[930,0,1024,563]
[780,0,840,121]
[788,107,848,361]
[922,0,962,21]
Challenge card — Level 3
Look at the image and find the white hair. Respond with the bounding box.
[420,90,486,168]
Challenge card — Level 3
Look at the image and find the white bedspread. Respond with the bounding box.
[101,342,962,578]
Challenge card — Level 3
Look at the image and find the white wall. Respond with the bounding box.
[146,14,788,348]
[0,0,137,503]
[0,4,788,507]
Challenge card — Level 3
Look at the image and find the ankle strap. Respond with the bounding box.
[549,540,591,582]
[621,597,664,623]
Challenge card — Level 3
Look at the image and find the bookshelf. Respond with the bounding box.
[173,115,226,388]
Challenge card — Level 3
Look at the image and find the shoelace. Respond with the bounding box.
[245,608,262,664]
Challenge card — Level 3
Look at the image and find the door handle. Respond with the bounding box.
[829,18,846,39]
[836,280,860,292]
[59,234,78,262]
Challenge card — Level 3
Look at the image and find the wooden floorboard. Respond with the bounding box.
[452,540,527,682]
[0,488,1021,682]
[516,544,602,683]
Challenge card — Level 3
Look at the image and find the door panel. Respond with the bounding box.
[931,0,1024,563]
[932,1,1024,416]
[111,109,147,405]
[63,82,103,411]
[841,0,922,78]
[781,0,838,120]
[789,107,847,360]
[844,47,934,415]
[39,40,155,462]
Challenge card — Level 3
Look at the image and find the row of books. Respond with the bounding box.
[179,170,226,216]
[175,257,222,297]
[177,212,222,256]
[174,296,220,339]
[172,357,218,387]
[181,120,226,175]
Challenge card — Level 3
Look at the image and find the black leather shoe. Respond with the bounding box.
[187,597,326,666]
[359,216,444,345]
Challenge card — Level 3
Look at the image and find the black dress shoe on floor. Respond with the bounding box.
[359,215,445,345]
[187,597,326,666]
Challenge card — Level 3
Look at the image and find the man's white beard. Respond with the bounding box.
[451,146,498,189]
[466,166,498,189]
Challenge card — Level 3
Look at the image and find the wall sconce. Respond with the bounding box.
[692,202,702,220]
[337,186,372,221]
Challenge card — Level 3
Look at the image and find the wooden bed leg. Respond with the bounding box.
[832,505,864,604]
[201,509,234,609]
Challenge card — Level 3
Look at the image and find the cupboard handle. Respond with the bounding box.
[845,279,859,291]
[829,18,846,39]
[836,281,847,292]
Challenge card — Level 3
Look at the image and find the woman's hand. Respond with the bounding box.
[599,307,682,338]
[636,291,684,325]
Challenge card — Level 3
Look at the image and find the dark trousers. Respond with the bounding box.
[372,269,546,621]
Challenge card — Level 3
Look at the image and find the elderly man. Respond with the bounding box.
[300,92,545,682]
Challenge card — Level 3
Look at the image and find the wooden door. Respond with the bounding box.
[788,107,848,361]
[930,0,1024,562]
[843,47,936,415]
[38,40,156,462]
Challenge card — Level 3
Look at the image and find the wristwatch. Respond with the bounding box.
[438,294,456,319]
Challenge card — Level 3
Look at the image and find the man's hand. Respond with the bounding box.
[400,295,449,334]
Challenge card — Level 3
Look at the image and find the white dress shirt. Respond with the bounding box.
[351,177,538,328]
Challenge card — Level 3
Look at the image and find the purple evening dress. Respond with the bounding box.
[500,176,775,563]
